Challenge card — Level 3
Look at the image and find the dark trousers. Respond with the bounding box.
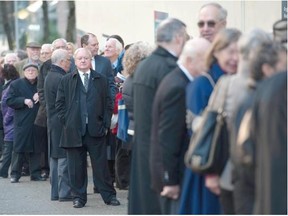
[10,151,42,180]
[106,132,116,183]
[0,141,13,177]
[66,131,116,205]
[34,125,49,175]
[220,188,235,214]
[115,138,131,189]
[232,166,254,214]
[159,195,180,214]
[50,157,71,200]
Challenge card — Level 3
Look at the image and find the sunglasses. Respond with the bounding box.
[197,20,217,28]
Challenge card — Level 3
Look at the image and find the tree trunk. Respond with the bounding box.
[66,1,76,42]
[0,1,14,50]
[42,1,49,43]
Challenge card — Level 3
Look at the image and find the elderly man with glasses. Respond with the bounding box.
[178,2,228,214]
[198,2,227,42]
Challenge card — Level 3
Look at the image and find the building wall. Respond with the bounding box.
[75,0,282,51]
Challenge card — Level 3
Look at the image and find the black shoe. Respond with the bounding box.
[105,197,120,206]
[30,176,47,181]
[73,200,85,208]
[59,197,73,202]
[0,175,8,178]
[93,187,99,194]
[21,171,30,176]
[118,185,129,190]
[10,177,19,183]
[41,172,49,179]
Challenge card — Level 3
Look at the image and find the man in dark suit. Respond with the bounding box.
[55,48,120,208]
[150,38,211,214]
[44,49,72,201]
[81,33,116,193]
[129,18,188,214]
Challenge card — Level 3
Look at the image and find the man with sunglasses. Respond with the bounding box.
[198,2,227,42]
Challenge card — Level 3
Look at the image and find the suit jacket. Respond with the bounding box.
[94,55,116,100]
[55,69,112,148]
[150,67,190,193]
[6,78,39,153]
[34,59,51,127]
[44,64,67,158]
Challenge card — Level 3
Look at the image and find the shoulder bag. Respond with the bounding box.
[185,74,230,175]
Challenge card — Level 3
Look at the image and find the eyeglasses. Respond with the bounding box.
[197,20,217,28]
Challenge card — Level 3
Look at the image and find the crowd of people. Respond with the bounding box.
[0,1,286,214]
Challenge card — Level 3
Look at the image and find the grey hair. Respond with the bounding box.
[200,2,228,21]
[238,28,272,60]
[178,38,210,64]
[156,17,186,43]
[51,49,69,64]
[4,53,19,63]
[41,43,52,50]
[52,38,67,50]
[250,41,285,81]
[107,38,123,54]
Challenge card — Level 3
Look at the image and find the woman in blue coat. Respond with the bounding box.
[179,28,241,214]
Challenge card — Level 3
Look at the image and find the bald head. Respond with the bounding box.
[178,37,211,77]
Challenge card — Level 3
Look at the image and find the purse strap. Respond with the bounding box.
[220,76,231,110]
[207,75,231,111]
[202,73,215,88]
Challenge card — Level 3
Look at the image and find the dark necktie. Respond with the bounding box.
[83,73,89,91]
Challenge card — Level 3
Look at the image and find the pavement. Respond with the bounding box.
[0,166,128,215]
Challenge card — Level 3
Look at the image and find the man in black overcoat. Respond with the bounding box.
[55,48,120,208]
[128,18,188,214]
[44,49,72,201]
[150,38,211,214]
[35,38,76,178]
[7,63,46,183]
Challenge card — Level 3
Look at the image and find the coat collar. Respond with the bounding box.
[72,69,101,79]
[154,46,178,61]
[208,63,225,83]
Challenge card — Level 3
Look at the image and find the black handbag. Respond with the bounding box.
[185,74,230,175]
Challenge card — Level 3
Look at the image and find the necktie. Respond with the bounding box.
[83,73,89,91]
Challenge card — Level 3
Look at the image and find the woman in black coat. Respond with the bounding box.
[6,63,45,183]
